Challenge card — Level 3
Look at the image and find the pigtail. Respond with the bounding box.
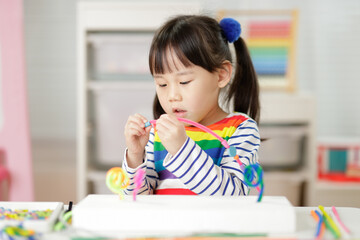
[228,37,260,123]
[153,94,165,119]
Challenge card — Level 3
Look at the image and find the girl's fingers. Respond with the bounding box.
[156,114,185,137]
[155,114,187,156]
[157,114,178,128]
[127,122,146,136]
[126,114,148,129]
[125,115,150,139]
[134,113,149,126]
[128,128,143,137]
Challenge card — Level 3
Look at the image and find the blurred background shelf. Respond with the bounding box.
[315,181,360,191]
[77,1,202,201]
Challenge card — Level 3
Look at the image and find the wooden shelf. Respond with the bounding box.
[264,170,308,182]
[315,181,360,191]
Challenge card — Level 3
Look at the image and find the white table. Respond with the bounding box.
[42,206,360,239]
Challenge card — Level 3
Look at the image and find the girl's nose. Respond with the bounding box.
[168,86,181,102]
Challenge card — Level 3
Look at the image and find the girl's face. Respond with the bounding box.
[153,52,229,126]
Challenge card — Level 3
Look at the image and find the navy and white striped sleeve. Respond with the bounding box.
[163,119,260,196]
[220,119,260,195]
[122,130,159,195]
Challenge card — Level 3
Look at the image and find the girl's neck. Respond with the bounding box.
[199,107,228,126]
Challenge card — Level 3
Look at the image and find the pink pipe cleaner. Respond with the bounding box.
[148,118,230,148]
[331,206,351,234]
[133,168,146,201]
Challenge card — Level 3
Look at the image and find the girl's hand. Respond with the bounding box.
[156,114,187,156]
[124,114,151,168]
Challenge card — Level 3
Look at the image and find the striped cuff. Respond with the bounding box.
[123,148,147,175]
[163,137,191,168]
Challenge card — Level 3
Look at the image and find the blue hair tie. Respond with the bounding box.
[219,18,241,43]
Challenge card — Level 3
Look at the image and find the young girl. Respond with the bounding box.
[122,15,260,196]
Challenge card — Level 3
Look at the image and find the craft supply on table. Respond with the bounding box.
[105,167,129,200]
[0,201,63,233]
[310,205,352,240]
[132,168,146,201]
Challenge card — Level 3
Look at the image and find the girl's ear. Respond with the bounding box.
[217,60,232,88]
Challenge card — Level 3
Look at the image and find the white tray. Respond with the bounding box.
[73,195,296,237]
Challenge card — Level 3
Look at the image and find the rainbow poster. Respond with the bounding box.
[218,10,298,91]
[247,21,291,76]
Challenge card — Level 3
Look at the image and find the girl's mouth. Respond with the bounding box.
[173,108,187,117]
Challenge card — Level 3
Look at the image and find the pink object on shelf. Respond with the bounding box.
[0,149,10,200]
[0,165,10,200]
[0,167,9,180]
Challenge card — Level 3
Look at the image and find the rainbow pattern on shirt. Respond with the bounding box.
[153,114,248,194]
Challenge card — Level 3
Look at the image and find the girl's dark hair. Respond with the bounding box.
[149,15,260,123]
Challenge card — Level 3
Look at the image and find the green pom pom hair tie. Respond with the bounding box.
[219,18,241,43]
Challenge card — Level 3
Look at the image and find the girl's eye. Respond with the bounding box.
[158,83,167,87]
[180,80,191,85]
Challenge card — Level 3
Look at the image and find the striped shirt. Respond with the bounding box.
[122,112,260,196]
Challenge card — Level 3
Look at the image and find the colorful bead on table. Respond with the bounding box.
[0,207,53,220]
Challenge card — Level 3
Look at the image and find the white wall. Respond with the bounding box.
[24,0,78,202]
[24,0,77,140]
[313,0,360,137]
[24,0,360,141]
